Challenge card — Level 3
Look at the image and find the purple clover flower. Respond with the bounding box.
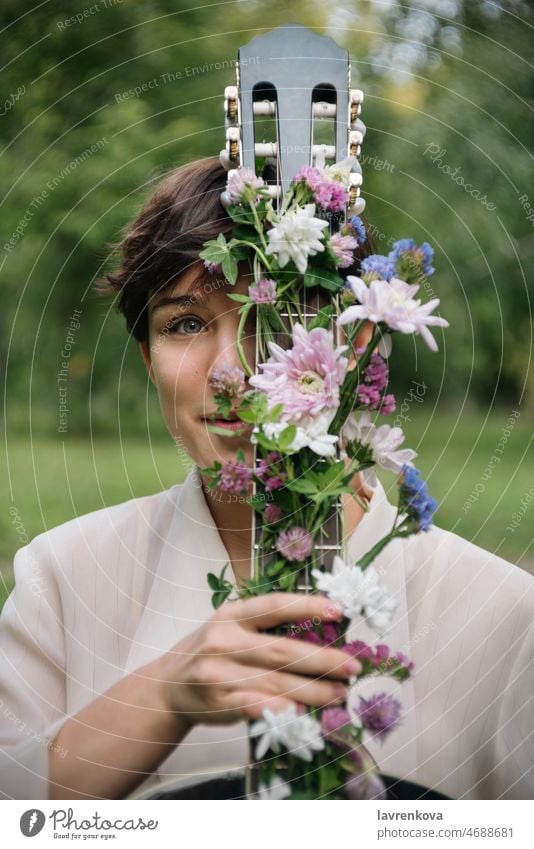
[218,461,252,495]
[313,179,347,212]
[249,278,277,305]
[399,464,438,532]
[379,393,396,415]
[264,503,282,523]
[357,692,401,740]
[208,364,246,399]
[330,233,358,268]
[357,352,396,415]
[203,260,221,274]
[321,707,351,742]
[275,527,313,561]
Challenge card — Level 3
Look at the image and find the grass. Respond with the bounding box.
[1,407,532,611]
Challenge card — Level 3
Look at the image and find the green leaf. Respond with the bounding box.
[304,266,343,293]
[285,479,319,496]
[263,402,284,423]
[265,305,285,332]
[308,305,334,330]
[266,558,287,576]
[207,564,233,609]
[226,293,251,304]
[221,252,238,284]
[278,570,299,591]
[277,424,297,451]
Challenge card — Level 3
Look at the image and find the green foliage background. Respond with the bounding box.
[1,1,533,583]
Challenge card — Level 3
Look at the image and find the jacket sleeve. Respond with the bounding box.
[493,619,534,799]
[0,535,68,799]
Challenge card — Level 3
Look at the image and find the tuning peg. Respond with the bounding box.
[225,126,241,163]
[349,195,366,215]
[350,89,364,123]
[224,85,239,121]
[352,118,366,138]
[219,148,238,172]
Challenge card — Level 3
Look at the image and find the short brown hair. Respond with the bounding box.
[97,157,372,342]
[97,157,234,342]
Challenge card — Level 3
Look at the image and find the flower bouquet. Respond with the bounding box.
[198,157,449,800]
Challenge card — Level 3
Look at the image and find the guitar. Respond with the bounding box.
[221,22,366,798]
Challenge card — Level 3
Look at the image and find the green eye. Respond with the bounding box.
[169,317,206,335]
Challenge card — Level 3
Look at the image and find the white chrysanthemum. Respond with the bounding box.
[253,412,339,458]
[312,556,398,635]
[250,705,324,762]
[338,276,449,352]
[258,776,292,800]
[341,411,417,481]
[265,203,328,274]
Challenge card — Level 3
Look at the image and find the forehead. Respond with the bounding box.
[150,264,252,316]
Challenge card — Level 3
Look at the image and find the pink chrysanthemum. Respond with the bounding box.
[218,461,252,495]
[208,365,246,399]
[249,278,277,305]
[330,233,358,268]
[275,526,313,561]
[357,692,401,740]
[249,323,348,423]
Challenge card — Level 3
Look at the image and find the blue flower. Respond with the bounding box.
[399,464,437,532]
[360,254,395,282]
[389,239,435,277]
[350,215,367,244]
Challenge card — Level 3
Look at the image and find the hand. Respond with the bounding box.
[155,592,361,727]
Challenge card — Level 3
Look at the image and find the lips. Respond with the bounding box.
[202,414,249,432]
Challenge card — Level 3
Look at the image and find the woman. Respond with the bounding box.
[0,159,532,801]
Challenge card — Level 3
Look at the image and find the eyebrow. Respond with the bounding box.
[151,274,212,314]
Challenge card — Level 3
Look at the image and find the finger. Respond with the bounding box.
[221,592,343,631]
[219,662,348,710]
[233,632,360,679]
[225,691,296,721]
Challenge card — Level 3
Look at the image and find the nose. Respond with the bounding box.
[211,311,256,381]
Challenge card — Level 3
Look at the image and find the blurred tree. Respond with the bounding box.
[1,0,532,439]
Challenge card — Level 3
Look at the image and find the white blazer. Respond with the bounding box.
[0,467,532,800]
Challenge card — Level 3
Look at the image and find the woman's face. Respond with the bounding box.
[139,262,374,471]
[139,263,257,470]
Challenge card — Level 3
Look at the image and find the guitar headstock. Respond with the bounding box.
[222,23,366,215]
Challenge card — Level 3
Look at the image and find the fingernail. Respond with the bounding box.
[334,684,347,699]
[345,660,360,675]
[324,602,343,619]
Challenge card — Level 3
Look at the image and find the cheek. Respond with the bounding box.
[150,340,212,415]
